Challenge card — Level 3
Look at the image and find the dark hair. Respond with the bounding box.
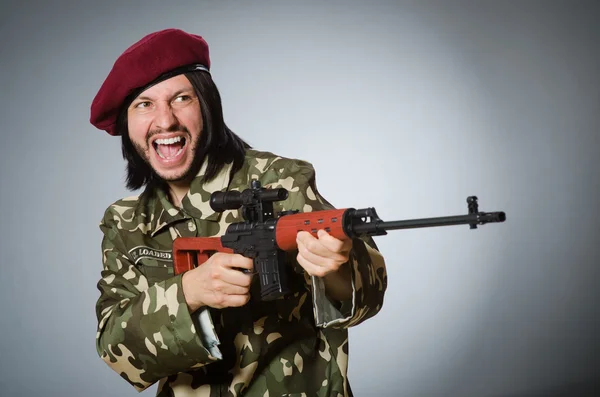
[117,70,250,192]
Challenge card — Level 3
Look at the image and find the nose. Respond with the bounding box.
[153,101,178,131]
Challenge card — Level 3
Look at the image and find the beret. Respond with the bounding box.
[90,28,211,136]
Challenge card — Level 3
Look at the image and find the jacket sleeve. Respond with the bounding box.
[95,207,221,391]
[264,158,388,329]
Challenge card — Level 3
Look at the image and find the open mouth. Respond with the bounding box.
[152,136,187,160]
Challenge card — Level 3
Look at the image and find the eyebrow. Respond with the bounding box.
[134,88,194,102]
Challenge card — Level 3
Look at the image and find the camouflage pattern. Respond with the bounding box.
[96,149,388,396]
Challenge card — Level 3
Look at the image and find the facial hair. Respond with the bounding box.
[131,127,206,184]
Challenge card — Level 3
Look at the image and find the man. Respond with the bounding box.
[90,28,387,396]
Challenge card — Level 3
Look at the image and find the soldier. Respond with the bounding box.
[90,28,387,396]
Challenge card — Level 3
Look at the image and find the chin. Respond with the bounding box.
[157,171,189,183]
[153,164,194,183]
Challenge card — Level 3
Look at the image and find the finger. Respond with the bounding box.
[211,292,251,309]
[297,233,348,263]
[296,231,315,246]
[224,294,251,308]
[219,266,254,288]
[212,280,251,295]
[296,251,329,278]
[297,240,340,267]
[296,243,346,277]
[316,229,352,254]
[213,253,254,271]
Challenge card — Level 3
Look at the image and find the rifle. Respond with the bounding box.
[173,180,506,301]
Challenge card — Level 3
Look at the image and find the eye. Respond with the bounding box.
[134,101,152,109]
[174,95,192,103]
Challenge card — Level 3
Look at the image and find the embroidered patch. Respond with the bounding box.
[128,246,172,264]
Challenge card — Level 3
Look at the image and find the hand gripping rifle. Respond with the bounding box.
[173,180,506,301]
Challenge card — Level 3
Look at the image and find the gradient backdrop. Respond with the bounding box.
[0,1,598,396]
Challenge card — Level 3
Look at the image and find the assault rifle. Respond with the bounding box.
[173,180,506,300]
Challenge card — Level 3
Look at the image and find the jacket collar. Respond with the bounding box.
[150,161,233,236]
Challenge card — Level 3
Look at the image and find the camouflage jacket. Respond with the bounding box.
[96,149,387,396]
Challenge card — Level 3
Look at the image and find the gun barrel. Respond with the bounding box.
[352,211,506,235]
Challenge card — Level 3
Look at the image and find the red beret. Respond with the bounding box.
[90,28,211,136]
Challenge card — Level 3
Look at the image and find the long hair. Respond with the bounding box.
[118,70,250,192]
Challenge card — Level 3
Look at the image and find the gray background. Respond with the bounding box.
[0,1,598,396]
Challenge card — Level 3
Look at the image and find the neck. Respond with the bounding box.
[167,181,191,207]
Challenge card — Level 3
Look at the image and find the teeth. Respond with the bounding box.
[155,136,183,145]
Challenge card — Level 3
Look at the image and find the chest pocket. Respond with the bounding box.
[136,257,174,284]
[129,245,175,285]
